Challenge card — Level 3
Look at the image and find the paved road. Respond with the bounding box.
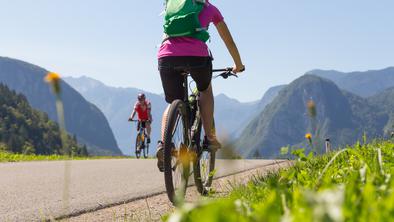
[0,159,287,221]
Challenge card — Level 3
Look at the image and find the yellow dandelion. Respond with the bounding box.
[305,133,312,140]
[178,143,190,166]
[45,72,61,83]
[45,72,61,95]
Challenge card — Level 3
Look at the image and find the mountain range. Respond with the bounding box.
[0,57,121,155]
[236,67,394,158]
[308,67,394,97]
[3,56,393,159]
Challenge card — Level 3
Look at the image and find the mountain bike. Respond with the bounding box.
[130,120,149,159]
[162,67,239,203]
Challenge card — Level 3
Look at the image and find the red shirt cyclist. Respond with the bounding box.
[128,93,152,144]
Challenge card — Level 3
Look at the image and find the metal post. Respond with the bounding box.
[325,138,331,153]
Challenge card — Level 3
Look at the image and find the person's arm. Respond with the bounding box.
[129,110,136,121]
[215,21,245,73]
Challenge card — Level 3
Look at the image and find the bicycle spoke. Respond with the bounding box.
[172,114,181,138]
[171,113,188,190]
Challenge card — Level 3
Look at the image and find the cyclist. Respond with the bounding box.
[156,0,245,171]
[129,93,152,145]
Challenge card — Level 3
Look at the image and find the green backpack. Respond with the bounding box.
[163,0,210,42]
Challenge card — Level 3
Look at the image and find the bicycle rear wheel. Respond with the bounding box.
[135,134,142,159]
[193,122,216,195]
[163,100,190,204]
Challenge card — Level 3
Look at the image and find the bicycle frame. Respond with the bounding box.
[138,125,146,143]
[137,121,147,148]
[179,73,202,152]
[180,70,232,155]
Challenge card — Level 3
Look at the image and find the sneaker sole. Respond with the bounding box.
[156,148,164,172]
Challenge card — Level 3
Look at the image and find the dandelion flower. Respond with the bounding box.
[45,72,61,95]
[45,72,60,83]
[178,143,190,166]
[305,133,312,140]
[307,99,317,118]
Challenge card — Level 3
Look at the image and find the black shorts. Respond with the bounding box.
[137,121,149,131]
[158,56,212,103]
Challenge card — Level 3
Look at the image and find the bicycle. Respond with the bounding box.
[129,120,149,159]
[162,67,239,204]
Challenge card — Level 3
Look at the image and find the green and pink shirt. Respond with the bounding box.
[158,2,224,58]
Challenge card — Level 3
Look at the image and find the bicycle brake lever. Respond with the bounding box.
[221,72,238,79]
[230,73,239,78]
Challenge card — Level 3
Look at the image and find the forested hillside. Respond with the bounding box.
[0,84,88,156]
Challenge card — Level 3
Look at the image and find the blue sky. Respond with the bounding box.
[1,0,393,102]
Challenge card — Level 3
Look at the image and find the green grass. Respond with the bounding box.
[167,140,394,222]
[0,151,134,162]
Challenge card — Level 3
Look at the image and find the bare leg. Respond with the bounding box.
[146,123,151,137]
[199,84,216,140]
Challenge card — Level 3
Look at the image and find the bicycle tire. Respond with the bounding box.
[193,121,216,195]
[144,141,149,159]
[163,100,190,204]
[135,134,141,159]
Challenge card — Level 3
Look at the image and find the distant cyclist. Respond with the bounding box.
[156,0,245,171]
[128,93,152,144]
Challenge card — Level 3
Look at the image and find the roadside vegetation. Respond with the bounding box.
[0,151,132,162]
[167,139,394,222]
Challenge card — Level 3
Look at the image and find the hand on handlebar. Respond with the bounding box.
[128,118,135,122]
[232,64,245,74]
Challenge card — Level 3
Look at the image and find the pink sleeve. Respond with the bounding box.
[210,4,224,25]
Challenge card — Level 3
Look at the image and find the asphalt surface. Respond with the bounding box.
[0,159,286,221]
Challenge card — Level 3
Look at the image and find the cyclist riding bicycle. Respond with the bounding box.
[129,93,152,144]
[156,0,245,171]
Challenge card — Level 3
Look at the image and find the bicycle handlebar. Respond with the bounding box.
[213,67,245,79]
[212,67,233,72]
[129,119,152,124]
[212,67,246,73]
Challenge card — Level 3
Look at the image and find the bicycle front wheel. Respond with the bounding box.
[144,142,149,159]
[135,134,141,159]
[163,100,190,204]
